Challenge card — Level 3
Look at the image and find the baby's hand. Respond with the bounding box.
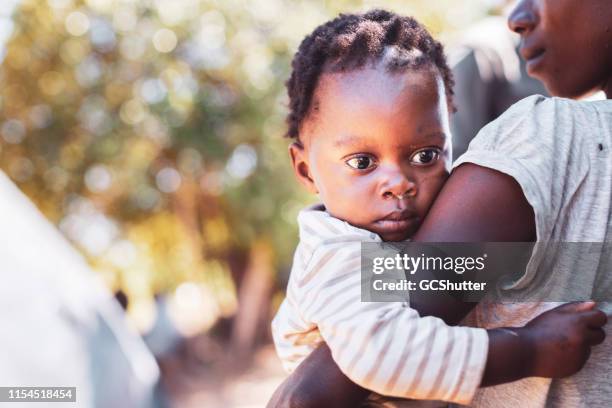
[521,301,607,378]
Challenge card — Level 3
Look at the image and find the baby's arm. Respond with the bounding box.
[268,302,606,408]
[301,245,605,399]
[297,242,488,405]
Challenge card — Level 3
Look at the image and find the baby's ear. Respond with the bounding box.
[288,141,318,194]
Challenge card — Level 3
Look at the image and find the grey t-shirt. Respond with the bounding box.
[453,95,612,407]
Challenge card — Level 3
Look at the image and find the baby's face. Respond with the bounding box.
[291,65,452,241]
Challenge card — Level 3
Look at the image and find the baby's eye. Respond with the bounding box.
[410,148,440,165]
[346,155,376,170]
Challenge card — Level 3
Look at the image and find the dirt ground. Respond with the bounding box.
[166,345,286,408]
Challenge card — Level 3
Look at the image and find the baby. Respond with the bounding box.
[272,9,604,407]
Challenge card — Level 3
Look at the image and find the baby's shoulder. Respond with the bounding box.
[289,207,377,288]
[296,204,380,249]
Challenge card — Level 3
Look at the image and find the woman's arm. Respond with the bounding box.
[417,163,536,242]
[267,344,370,408]
[409,163,535,324]
[268,163,537,408]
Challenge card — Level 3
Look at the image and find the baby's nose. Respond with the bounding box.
[381,174,416,200]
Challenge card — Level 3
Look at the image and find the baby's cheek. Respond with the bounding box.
[322,186,359,213]
[334,187,379,224]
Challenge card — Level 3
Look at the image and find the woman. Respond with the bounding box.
[268,0,612,407]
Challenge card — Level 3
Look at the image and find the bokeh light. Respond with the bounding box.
[0,1,495,404]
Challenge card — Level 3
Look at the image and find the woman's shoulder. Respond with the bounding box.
[499,94,572,120]
[500,94,606,125]
[472,94,603,149]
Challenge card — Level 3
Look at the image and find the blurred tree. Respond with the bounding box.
[0,0,489,357]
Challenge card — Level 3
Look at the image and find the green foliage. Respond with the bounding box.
[0,0,488,323]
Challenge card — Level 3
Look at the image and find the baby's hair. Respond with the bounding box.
[285,9,455,139]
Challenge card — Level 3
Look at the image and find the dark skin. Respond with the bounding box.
[290,65,452,243]
[508,0,612,99]
[270,2,612,406]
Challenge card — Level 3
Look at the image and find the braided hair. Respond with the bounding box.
[285,9,455,139]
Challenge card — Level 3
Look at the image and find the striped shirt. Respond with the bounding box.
[272,205,489,407]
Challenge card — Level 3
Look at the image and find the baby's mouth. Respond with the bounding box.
[373,210,418,238]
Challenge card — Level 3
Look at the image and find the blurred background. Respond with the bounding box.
[0,1,525,407]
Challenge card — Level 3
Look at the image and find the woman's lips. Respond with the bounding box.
[521,47,546,74]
